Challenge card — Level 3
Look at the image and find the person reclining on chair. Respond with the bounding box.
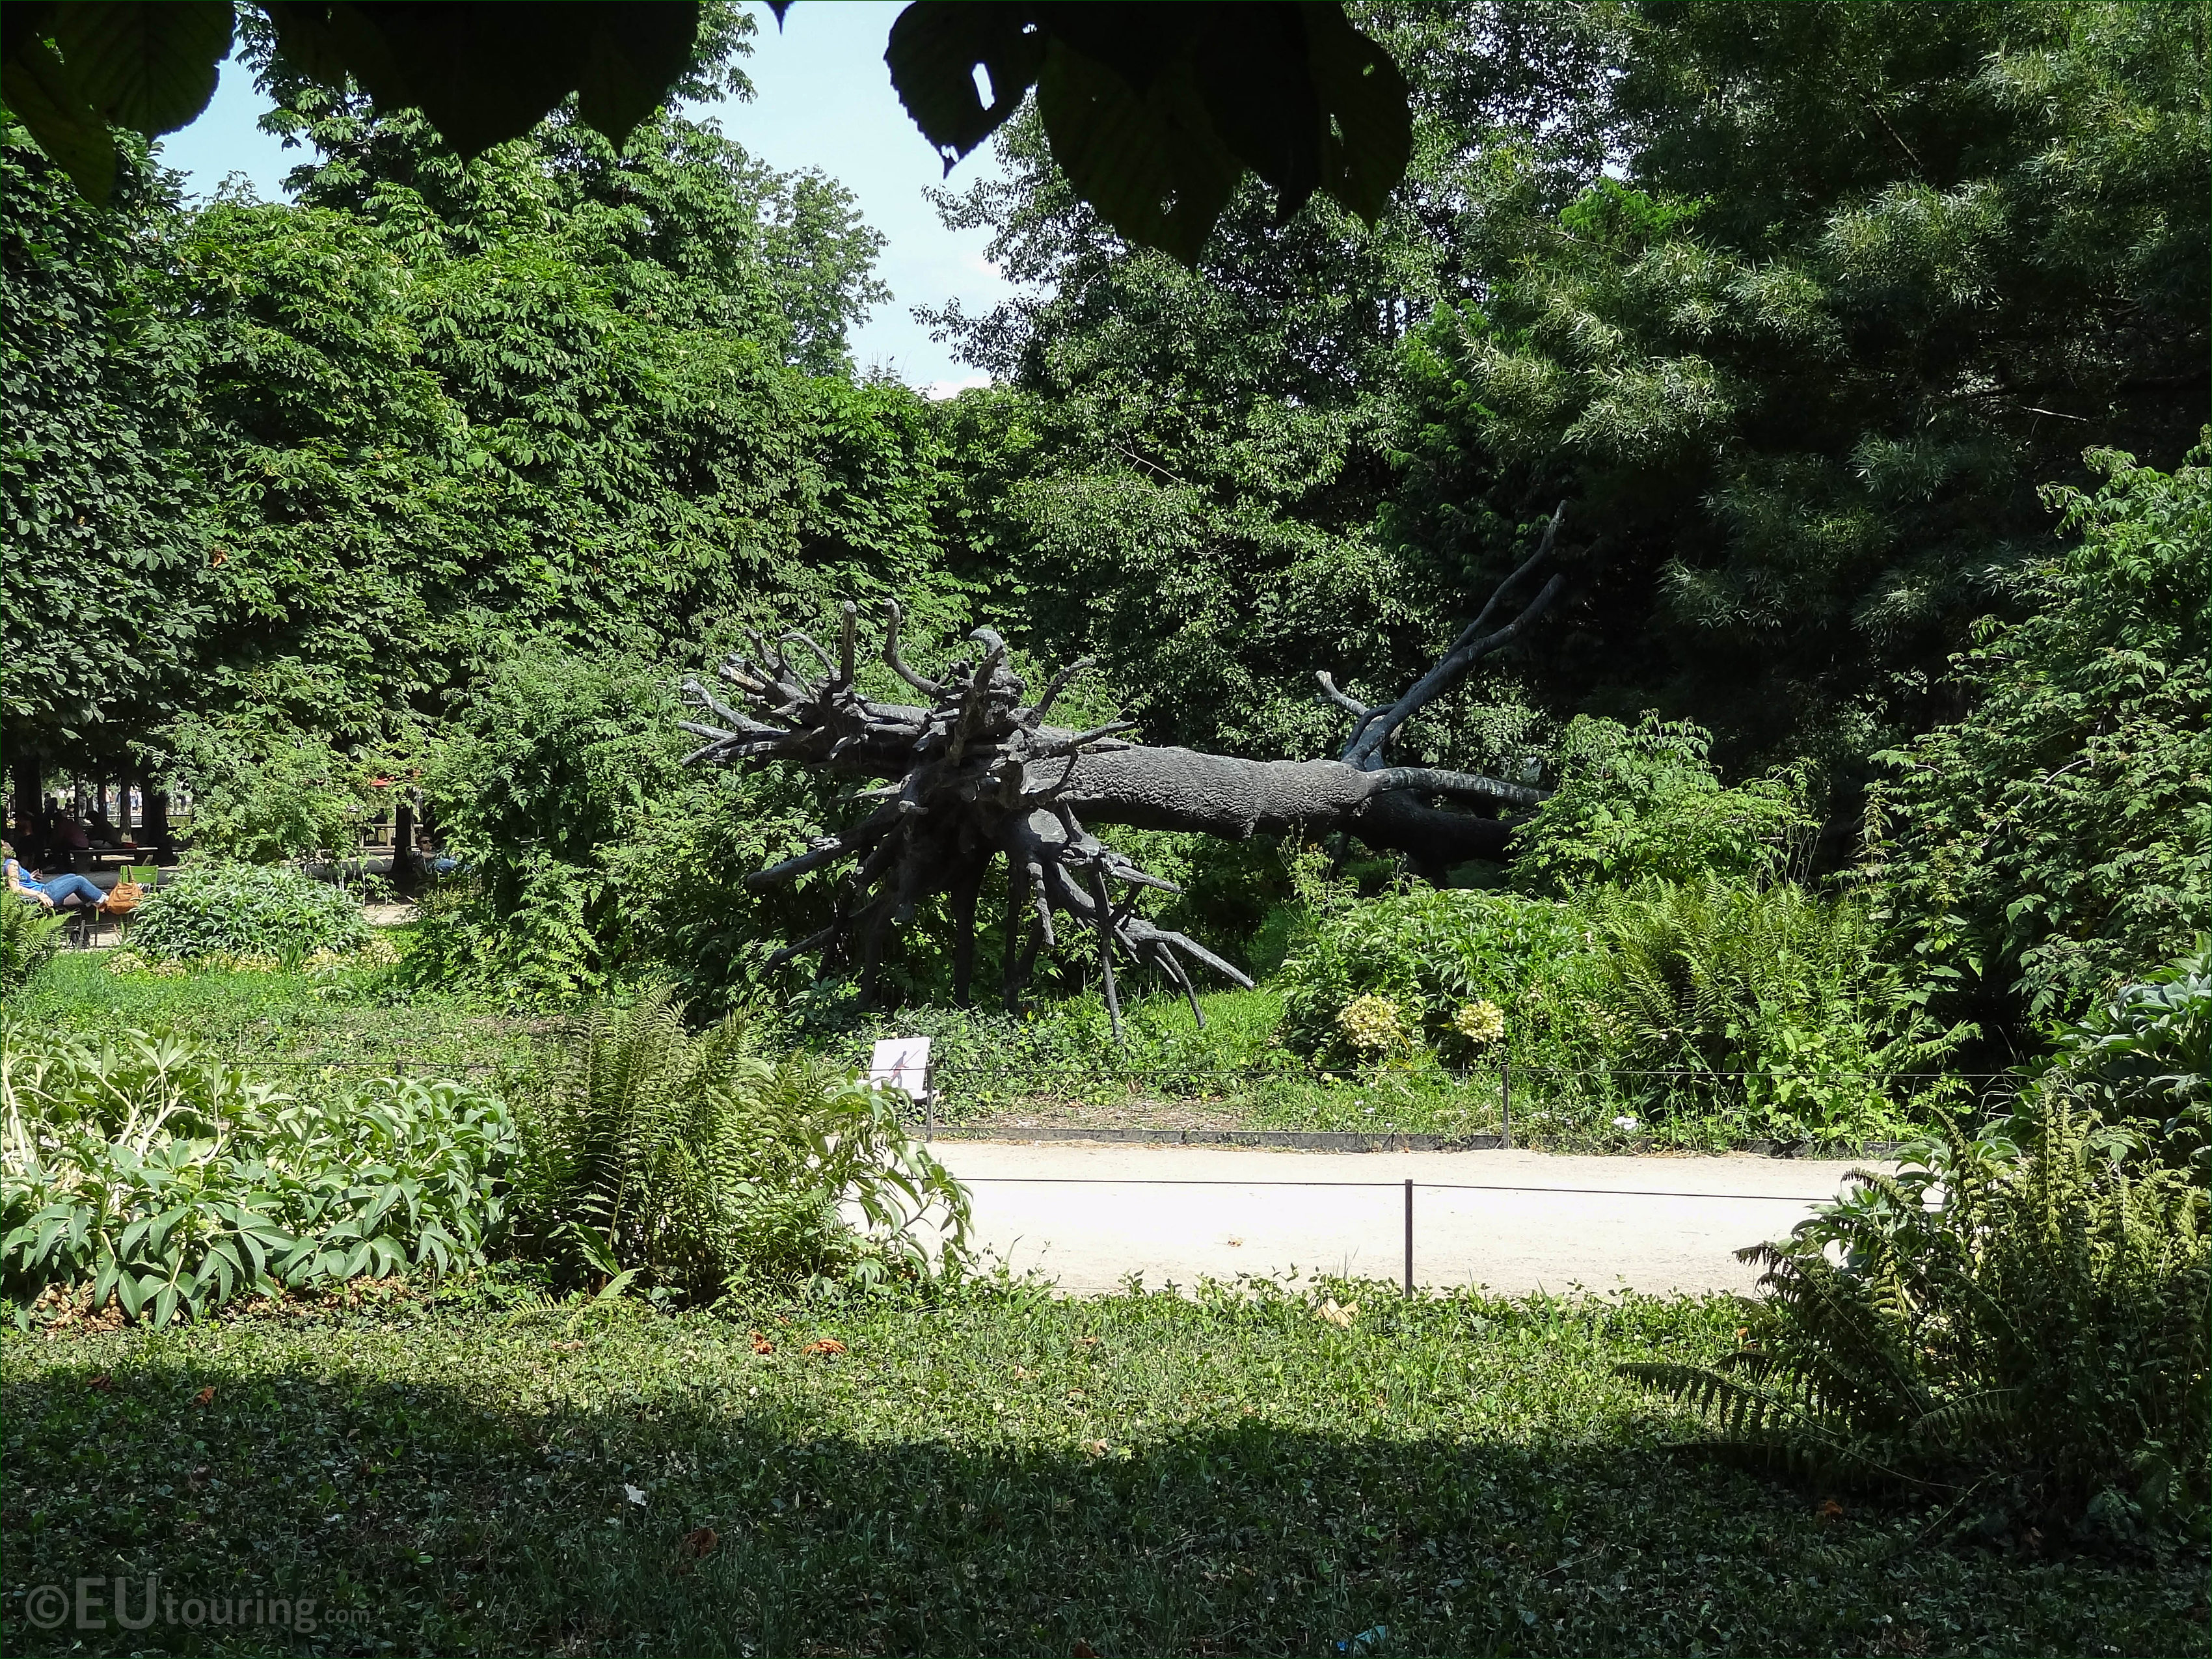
[3,840,107,912]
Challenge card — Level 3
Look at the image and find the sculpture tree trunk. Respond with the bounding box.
[682,509,1566,1033]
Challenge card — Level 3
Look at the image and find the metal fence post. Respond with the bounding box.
[1402,1178,1414,1297]
[1500,1058,1512,1149]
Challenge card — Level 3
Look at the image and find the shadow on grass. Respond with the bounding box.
[8,1313,2205,1659]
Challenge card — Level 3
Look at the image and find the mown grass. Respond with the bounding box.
[5,1278,2202,1658]
[8,950,546,1081]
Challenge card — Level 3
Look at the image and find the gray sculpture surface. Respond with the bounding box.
[682,509,1565,1032]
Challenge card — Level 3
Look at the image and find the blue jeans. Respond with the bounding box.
[27,873,104,908]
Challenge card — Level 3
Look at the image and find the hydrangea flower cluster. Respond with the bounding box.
[1450,999,1507,1045]
[1337,993,1408,1054]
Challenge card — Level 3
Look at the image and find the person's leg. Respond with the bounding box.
[40,873,105,907]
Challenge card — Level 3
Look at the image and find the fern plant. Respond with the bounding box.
[1623,1096,2210,1539]
[509,985,971,1297]
[1585,876,1970,1135]
[0,900,65,997]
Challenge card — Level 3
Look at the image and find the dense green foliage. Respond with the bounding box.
[0,1023,513,1326]
[1630,1099,2209,1541]
[126,861,370,962]
[2,4,2204,1086]
[509,988,969,1297]
[1276,876,1961,1143]
[1872,443,2212,1030]
[934,1,2207,775]
[0,128,206,774]
[1509,715,1814,895]
[2049,938,2212,1185]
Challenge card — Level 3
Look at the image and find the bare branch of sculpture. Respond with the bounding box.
[681,523,1570,1036]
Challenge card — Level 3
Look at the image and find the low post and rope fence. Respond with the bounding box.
[951,1171,1853,1295]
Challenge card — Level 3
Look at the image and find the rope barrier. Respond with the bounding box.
[954,1174,1844,1201]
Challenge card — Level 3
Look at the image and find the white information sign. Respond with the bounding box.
[867,1036,933,1103]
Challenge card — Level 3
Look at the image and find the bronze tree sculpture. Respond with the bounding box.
[681,508,1567,1036]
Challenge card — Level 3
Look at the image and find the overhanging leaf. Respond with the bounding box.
[884,0,1044,170]
[1035,37,1238,267]
[49,1,231,137]
[1,30,118,201]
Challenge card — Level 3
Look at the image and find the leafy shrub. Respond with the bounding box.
[1278,885,1605,1064]
[403,852,608,1002]
[1870,439,2212,1027]
[1278,878,1962,1140]
[0,899,65,996]
[509,986,970,1297]
[1512,714,1816,896]
[154,711,388,863]
[1625,1100,2210,1540]
[1,1024,513,1326]
[128,861,371,962]
[1584,876,1969,1134]
[2047,937,2212,1183]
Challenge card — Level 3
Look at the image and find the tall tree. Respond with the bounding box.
[1393,0,2208,772]
[0,125,209,821]
[931,1,2208,787]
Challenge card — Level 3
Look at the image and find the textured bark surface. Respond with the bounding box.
[681,562,1561,1033]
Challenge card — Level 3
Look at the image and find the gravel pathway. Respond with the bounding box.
[930,1138,1877,1297]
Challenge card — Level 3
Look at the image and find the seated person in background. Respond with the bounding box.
[3,840,107,911]
[54,809,91,852]
[87,809,120,847]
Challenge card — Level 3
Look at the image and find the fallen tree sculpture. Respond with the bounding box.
[681,507,1567,1032]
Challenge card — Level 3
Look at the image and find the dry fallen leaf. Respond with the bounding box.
[1080,1439,1109,1459]
[1317,1298,1358,1328]
[1074,1335,1098,1348]
[193,1385,216,1406]
[1818,1498,1845,1520]
[1226,1237,1244,1247]
[550,1340,586,1353]
[802,1338,847,1357]
[750,1332,774,1355]
[1011,1366,1032,1381]
[1073,1641,1099,1658]
[679,1526,719,1559]
[87,1372,113,1393]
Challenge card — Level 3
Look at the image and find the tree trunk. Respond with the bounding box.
[9,746,40,857]
[393,795,418,885]
[143,787,176,864]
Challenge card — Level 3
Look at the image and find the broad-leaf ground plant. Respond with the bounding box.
[0,1023,513,1326]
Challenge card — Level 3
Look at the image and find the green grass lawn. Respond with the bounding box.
[6,1278,2202,1658]
[12,955,1807,1150]
[11,951,549,1081]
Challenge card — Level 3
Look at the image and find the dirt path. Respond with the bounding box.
[930,1139,1876,1297]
